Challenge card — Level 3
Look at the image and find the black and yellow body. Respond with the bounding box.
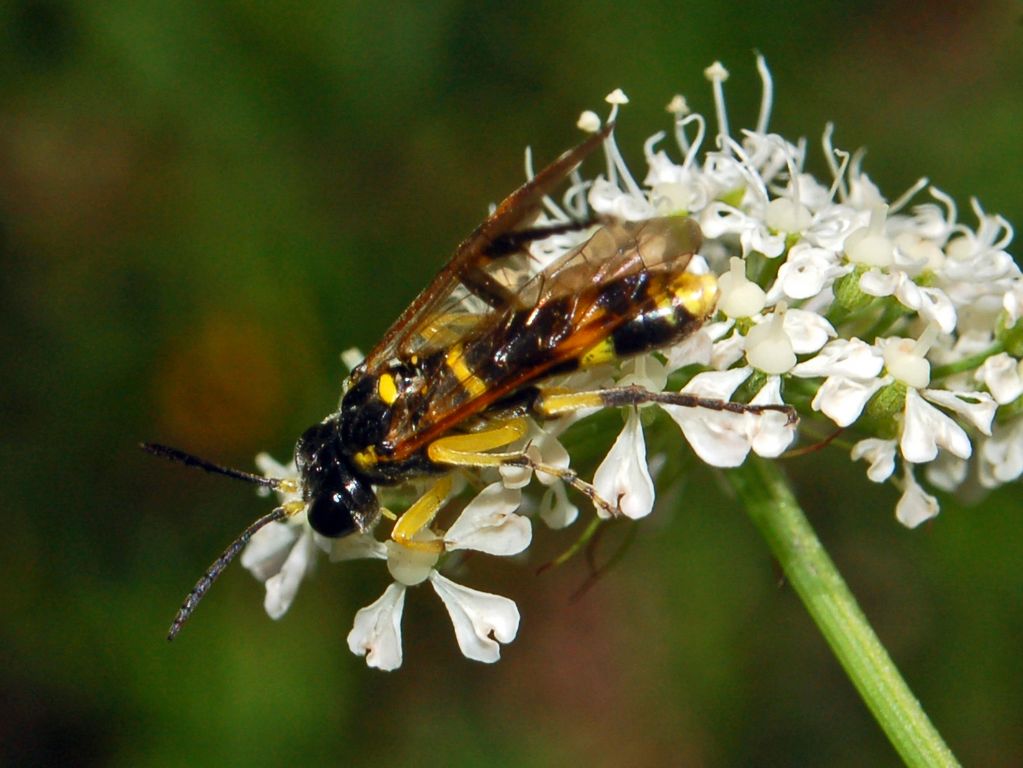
[155,124,794,639]
[296,215,720,540]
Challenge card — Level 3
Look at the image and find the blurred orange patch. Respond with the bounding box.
[153,315,289,456]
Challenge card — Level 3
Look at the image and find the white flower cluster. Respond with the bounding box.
[242,58,1022,669]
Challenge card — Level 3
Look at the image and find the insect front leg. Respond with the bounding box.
[391,476,453,553]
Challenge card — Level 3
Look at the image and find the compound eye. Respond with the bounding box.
[307,492,359,538]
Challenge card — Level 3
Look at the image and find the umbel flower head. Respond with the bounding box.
[241,57,1020,668]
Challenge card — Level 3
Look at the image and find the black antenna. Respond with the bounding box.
[140,442,284,491]
[167,506,289,641]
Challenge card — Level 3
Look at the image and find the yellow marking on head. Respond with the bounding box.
[378,373,399,405]
[580,337,617,367]
[353,446,378,470]
[445,344,489,398]
[673,273,719,318]
[279,479,300,494]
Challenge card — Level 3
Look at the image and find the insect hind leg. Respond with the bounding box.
[535,385,798,423]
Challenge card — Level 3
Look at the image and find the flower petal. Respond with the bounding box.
[900,387,972,463]
[664,405,752,467]
[329,532,388,562]
[241,521,300,582]
[895,467,940,529]
[976,353,1023,405]
[263,530,317,620]
[851,438,897,482]
[429,572,520,663]
[748,376,797,457]
[811,375,886,427]
[978,418,1023,487]
[791,338,883,379]
[539,482,579,529]
[347,582,406,671]
[782,308,836,354]
[593,407,656,519]
[922,388,997,436]
[444,483,530,556]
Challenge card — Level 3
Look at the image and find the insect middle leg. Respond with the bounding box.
[427,418,617,517]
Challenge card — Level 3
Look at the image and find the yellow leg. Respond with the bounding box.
[536,385,797,423]
[428,417,618,518]
[427,418,529,467]
[391,475,453,553]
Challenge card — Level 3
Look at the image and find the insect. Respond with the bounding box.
[146,123,794,640]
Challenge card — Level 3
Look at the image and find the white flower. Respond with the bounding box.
[240,454,318,620]
[444,483,531,555]
[593,407,656,519]
[429,572,521,663]
[346,482,527,670]
[661,367,796,467]
[895,465,940,528]
[978,417,1023,487]
[976,353,1023,405]
[347,583,405,671]
[768,243,849,302]
[243,56,1023,670]
[851,438,898,483]
[792,338,886,427]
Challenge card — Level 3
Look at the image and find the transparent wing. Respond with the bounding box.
[359,124,614,373]
[383,216,703,460]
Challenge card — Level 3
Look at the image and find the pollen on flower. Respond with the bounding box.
[704,61,729,81]
[605,88,629,105]
[577,110,602,133]
[666,94,689,115]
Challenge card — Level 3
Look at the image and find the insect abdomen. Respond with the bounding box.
[580,270,718,366]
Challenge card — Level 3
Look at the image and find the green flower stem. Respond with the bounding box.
[930,341,1004,381]
[725,457,959,768]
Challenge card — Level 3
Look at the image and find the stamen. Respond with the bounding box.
[912,324,940,358]
[720,135,770,204]
[754,52,774,136]
[577,110,601,133]
[890,177,930,214]
[600,91,645,200]
[928,187,958,230]
[822,123,850,202]
[678,114,706,172]
[643,130,667,166]
[704,61,731,150]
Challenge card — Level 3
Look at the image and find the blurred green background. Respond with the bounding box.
[2,1,1021,766]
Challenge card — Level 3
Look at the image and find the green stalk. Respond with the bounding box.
[725,457,959,768]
